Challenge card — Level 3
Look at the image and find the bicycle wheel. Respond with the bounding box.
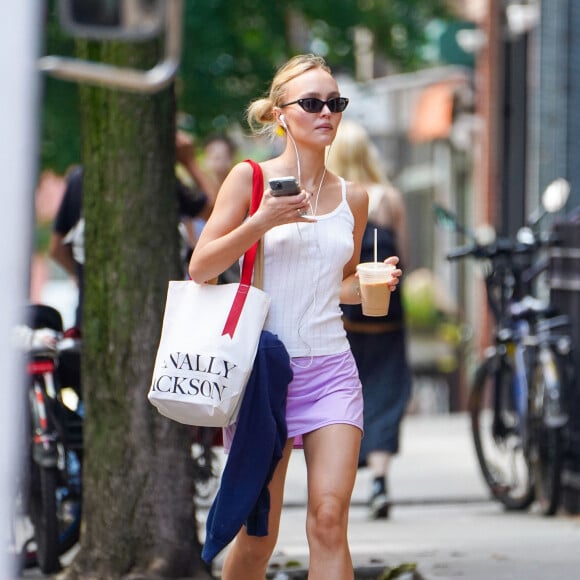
[23,460,81,571]
[7,480,37,574]
[29,464,61,574]
[528,347,566,516]
[469,355,534,510]
[55,450,82,555]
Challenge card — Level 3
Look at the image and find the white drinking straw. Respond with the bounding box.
[374,227,378,262]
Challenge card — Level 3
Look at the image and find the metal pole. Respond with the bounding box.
[38,0,183,93]
[0,3,42,576]
[537,0,569,195]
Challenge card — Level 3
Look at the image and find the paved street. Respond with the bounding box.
[213,413,580,579]
[21,413,580,579]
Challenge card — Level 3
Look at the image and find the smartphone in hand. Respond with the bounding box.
[269,176,300,196]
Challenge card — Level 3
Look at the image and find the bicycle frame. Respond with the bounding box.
[16,305,83,574]
[533,315,572,429]
[28,355,60,469]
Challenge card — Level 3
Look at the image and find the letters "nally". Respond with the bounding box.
[161,352,237,379]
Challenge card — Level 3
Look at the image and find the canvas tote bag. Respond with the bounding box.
[148,160,269,426]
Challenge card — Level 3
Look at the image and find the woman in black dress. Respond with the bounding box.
[328,120,412,519]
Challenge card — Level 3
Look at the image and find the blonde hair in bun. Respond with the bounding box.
[246,54,331,138]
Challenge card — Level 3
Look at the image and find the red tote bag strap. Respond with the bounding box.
[239,160,264,286]
[222,160,264,338]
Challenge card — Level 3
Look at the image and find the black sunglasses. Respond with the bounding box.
[279,97,349,113]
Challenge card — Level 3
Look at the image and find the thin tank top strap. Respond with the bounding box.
[339,177,347,202]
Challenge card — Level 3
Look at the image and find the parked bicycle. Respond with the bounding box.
[11,304,83,574]
[434,179,574,515]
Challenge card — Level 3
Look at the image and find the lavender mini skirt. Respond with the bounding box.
[223,349,364,451]
[286,349,364,448]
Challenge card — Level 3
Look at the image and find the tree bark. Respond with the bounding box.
[62,39,212,579]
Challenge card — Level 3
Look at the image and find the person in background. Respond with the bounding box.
[189,54,401,579]
[204,132,237,189]
[327,119,412,520]
[49,132,217,323]
[48,165,84,332]
[203,133,240,283]
[175,130,219,273]
[182,133,237,251]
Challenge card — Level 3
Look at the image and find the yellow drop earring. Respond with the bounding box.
[276,125,285,138]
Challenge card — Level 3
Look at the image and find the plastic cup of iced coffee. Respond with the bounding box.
[356,262,395,317]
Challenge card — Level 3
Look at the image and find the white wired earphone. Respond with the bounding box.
[277,112,331,367]
[279,113,302,182]
[278,113,329,216]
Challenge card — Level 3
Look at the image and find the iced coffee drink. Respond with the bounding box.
[356,262,395,317]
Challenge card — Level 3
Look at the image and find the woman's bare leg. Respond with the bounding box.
[303,424,361,580]
[220,438,294,580]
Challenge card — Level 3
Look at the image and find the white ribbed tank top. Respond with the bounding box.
[261,177,354,357]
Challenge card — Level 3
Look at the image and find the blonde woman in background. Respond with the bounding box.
[327,119,412,519]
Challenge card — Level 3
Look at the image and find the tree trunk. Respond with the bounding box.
[63,39,212,579]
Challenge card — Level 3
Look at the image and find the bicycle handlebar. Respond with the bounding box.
[21,327,81,356]
[446,245,475,260]
[446,239,534,262]
[445,228,563,264]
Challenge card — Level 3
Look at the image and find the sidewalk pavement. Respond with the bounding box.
[283,411,489,509]
[21,413,580,579]
[209,412,580,580]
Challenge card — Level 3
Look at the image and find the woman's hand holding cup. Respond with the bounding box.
[356,256,401,317]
